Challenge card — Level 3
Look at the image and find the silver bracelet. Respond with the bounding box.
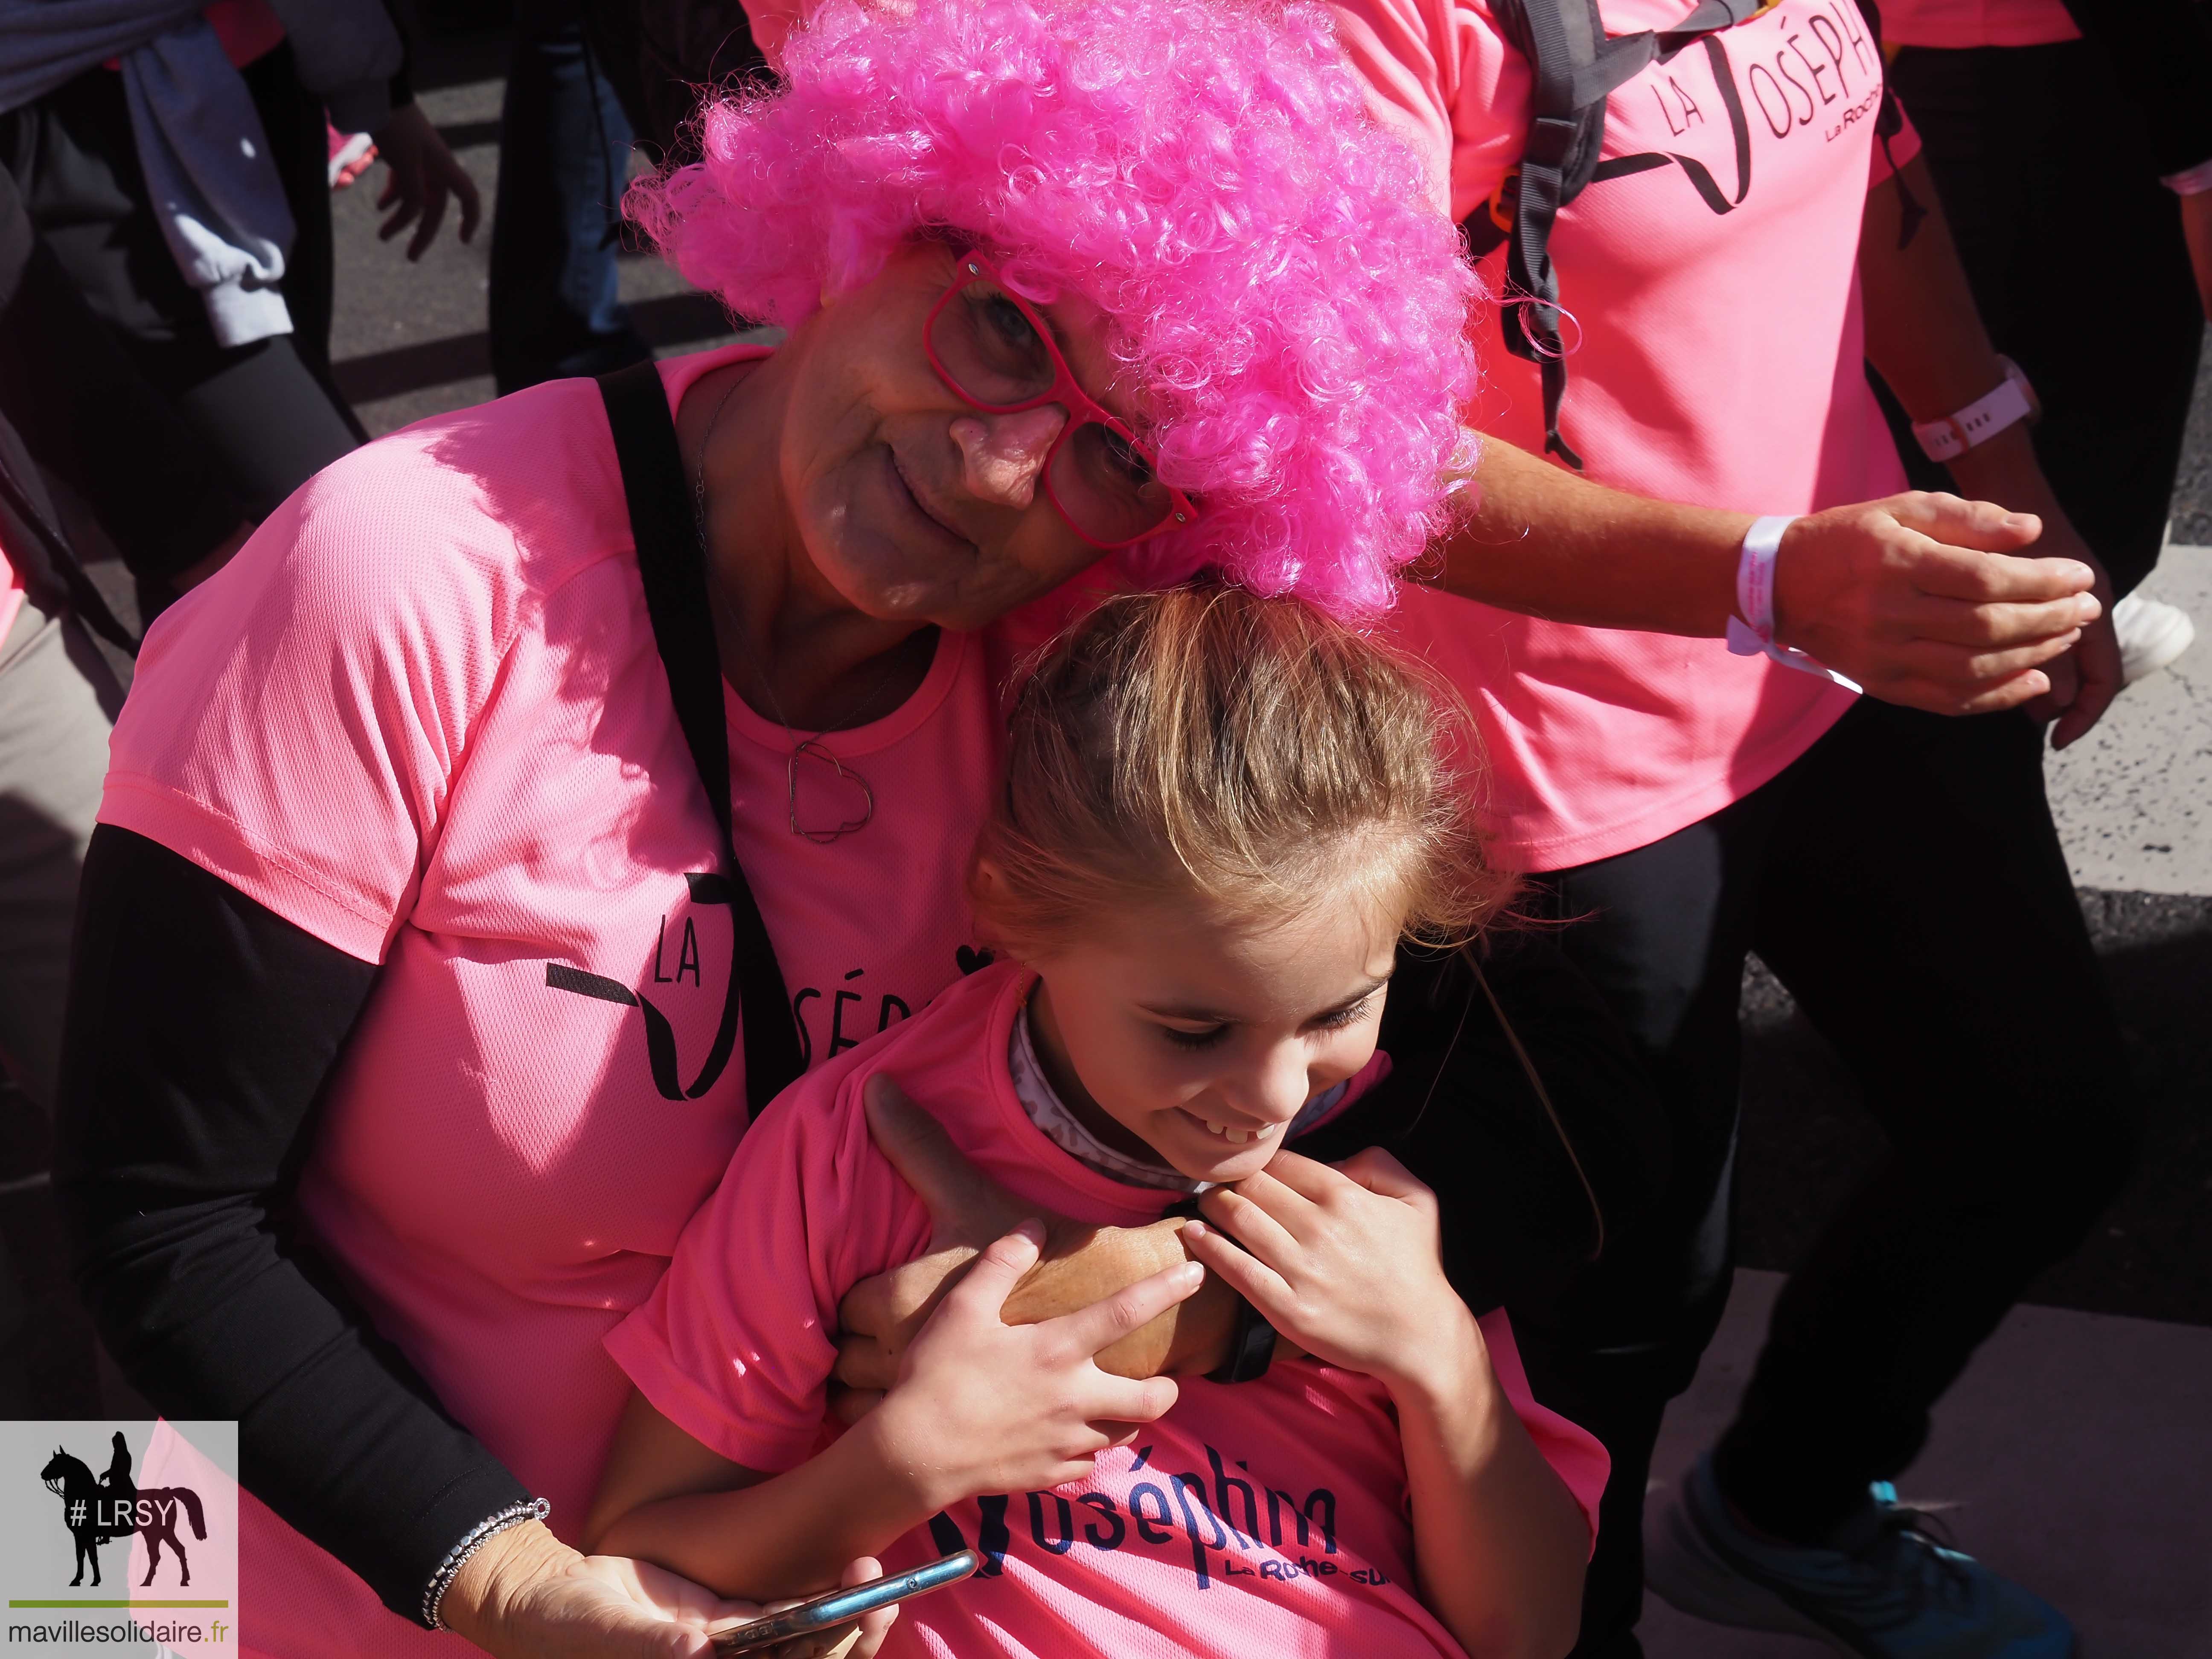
[421,1497,551,1630]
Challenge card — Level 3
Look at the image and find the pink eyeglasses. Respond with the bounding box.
[924,251,1200,550]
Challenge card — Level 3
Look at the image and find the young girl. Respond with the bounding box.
[587,586,1608,1659]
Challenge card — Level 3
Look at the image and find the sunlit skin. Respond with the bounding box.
[1003,877,1404,1185]
[680,243,1141,731]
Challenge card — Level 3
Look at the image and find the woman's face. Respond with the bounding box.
[775,242,1137,632]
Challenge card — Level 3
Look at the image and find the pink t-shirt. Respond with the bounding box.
[1327,0,1918,868]
[99,345,1097,1658]
[609,960,1610,1659]
[1879,0,2080,49]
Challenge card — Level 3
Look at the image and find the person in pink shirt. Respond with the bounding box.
[53,2,1497,1655]
[1301,4,2125,1654]
[590,585,1608,1659]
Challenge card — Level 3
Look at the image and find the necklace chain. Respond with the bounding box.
[692,370,883,842]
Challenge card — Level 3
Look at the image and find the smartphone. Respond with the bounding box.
[709,1550,982,1653]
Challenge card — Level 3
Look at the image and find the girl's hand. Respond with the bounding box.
[864,1220,1193,1510]
[441,1521,895,1658]
[1185,1149,1474,1396]
[831,1074,1237,1420]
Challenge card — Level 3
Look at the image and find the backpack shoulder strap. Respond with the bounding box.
[1465,0,1767,469]
[596,361,804,1114]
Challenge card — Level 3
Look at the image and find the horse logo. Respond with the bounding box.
[38,1433,207,1588]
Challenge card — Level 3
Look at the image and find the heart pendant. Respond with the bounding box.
[788,739,876,843]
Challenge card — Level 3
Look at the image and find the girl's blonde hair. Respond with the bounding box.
[972,584,1513,952]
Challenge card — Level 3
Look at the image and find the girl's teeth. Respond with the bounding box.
[1199,1117,1276,1144]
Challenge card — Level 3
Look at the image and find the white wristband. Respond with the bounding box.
[1910,356,2035,462]
[1724,514,1863,693]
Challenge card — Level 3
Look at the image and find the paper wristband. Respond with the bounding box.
[1724,514,1863,694]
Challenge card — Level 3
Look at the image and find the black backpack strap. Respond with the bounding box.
[1469,0,1765,469]
[596,362,804,1115]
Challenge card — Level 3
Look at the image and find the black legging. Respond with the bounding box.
[1882,37,2204,597]
[0,44,363,523]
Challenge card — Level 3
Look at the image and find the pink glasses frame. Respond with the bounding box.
[923,251,1201,551]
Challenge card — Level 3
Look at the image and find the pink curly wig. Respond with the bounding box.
[626,0,1479,615]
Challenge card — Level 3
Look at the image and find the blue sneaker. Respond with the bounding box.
[1644,1456,2078,1656]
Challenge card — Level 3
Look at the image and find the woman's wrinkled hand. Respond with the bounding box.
[1185,1149,1470,1397]
[1770,491,2104,720]
[369,103,484,260]
[439,1521,896,1659]
[860,1220,1192,1511]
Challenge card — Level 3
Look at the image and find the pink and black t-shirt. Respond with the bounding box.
[98,344,1098,1659]
[609,959,1610,1659]
[1327,0,1920,869]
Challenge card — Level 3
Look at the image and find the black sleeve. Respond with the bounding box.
[0,166,246,587]
[2064,0,2212,179]
[55,827,534,1626]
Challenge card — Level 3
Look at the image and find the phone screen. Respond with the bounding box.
[709,1550,982,1653]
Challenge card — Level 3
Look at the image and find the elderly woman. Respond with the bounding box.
[52,0,1479,1654]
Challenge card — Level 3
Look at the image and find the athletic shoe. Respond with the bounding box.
[1645,1455,2077,1657]
[2112,591,2195,685]
[327,123,376,190]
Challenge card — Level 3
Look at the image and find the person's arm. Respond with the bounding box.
[56,828,531,1610]
[1434,419,2100,720]
[1857,154,2122,746]
[1184,1151,1586,1659]
[826,1075,1243,1414]
[56,828,782,1659]
[588,1223,1190,1595]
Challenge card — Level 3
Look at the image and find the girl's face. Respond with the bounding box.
[1024,886,1403,1185]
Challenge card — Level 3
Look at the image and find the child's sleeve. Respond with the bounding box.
[605,1072,929,1473]
[1477,1308,1611,1552]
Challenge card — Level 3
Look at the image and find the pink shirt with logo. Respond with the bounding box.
[1323,0,1921,868]
[608,959,1610,1659]
[98,344,1097,1658]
